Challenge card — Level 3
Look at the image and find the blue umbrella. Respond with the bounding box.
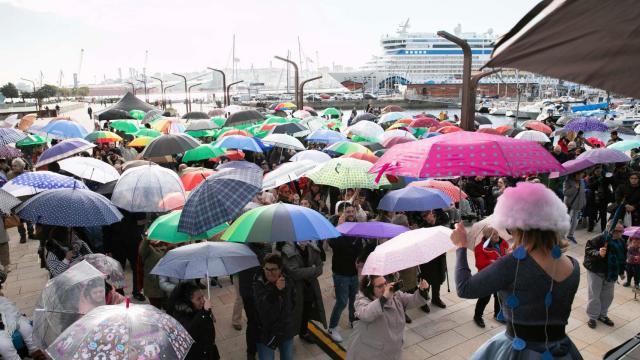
[421,132,442,139]
[217,160,263,172]
[2,171,88,197]
[307,129,347,144]
[213,135,264,152]
[336,221,409,239]
[40,120,89,140]
[16,188,122,226]
[178,168,262,235]
[35,138,96,168]
[564,117,609,132]
[0,128,27,146]
[378,186,452,212]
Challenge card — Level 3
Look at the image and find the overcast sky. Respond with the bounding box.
[0,0,538,86]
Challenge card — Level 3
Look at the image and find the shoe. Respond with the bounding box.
[420,304,431,313]
[567,236,577,244]
[19,236,26,244]
[28,232,36,239]
[598,316,614,327]
[246,353,256,360]
[328,328,343,342]
[473,316,486,328]
[432,299,447,309]
[587,319,596,329]
[623,282,631,287]
[299,333,314,344]
[587,227,594,232]
[232,323,242,331]
[132,292,146,302]
[405,313,412,324]
[635,284,640,290]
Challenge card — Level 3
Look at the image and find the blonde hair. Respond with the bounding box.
[482,226,496,239]
[510,229,567,254]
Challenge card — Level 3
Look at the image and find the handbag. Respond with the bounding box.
[3,215,20,229]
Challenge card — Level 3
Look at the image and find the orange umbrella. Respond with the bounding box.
[18,114,37,131]
[437,126,463,134]
[410,179,468,202]
[522,120,552,135]
[477,128,501,135]
[382,105,405,113]
[341,152,379,163]
[395,118,413,125]
[181,170,215,191]
[219,129,250,138]
[211,149,245,161]
[495,125,514,135]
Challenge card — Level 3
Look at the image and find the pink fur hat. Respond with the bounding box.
[492,182,570,234]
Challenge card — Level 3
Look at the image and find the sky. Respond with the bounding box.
[0,0,539,86]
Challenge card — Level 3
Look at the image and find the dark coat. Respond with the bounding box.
[171,302,220,360]
[416,211,449,285]
[253,271,297,345]
[281,242,327,332]
[583,234,626,276]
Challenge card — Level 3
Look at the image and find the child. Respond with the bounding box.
[624,237,640,289]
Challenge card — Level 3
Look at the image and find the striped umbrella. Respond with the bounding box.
[85,131,123,143]
[0,128,27,145]
[325,141,373,156]
[409,179,468,202]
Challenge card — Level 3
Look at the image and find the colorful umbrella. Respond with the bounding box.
[495,125,514,135]
[109,120,139,134]
[323,107,341,118]
[222,203,340,243]
[437,125,463,134]
[476,128,501,135]
[307,129,347,144]
[381,136,416,149]
[182,144,225,163]
[2,171,88,197]
[112,165,186,212]
[58,157,120,184]
[409,117,440,128]
[325,141,373,156]
[219,129,251,138]
[378,112,410,125]
[262,160,318,190]
[378,186,452,212]
[148,210,228,243]
[381,105,405,114]
[409,179,468,202]
[16,134,46,147]
[306,157,390,189]
[82,253,126,289]
[564,117,609,132]
[336,221,409,239]
[127,136,153,147]
[274,102,297,111]
[586,137,606,147]
[341,152,379,164]
[85,130,123,143]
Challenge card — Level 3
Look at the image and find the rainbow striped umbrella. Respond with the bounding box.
[127,136,153,147]
[85,131,123,144]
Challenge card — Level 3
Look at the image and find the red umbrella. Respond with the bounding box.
[409,179,468,202]
[477,128,501,135]
[181,170,215,191]
[495,125,514,135]
[437,126,463,134]
[212,149,245,161]
[381,136,416,148]
[522,120,552,135]
[587,137,606,148]
[382,105,405,113]
[219,129,251,138]
[260,123,278,132]
[341,152,380,163]
[396,118,413,125]
[410,117,440,128]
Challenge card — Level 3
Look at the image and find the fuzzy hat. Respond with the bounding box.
[492,182,570,234]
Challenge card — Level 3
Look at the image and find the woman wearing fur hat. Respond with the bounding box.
[452,182,582,359]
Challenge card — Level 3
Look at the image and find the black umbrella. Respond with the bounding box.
[0,189,21,215]
[271,123,310,137]
[140,134,200,158]
[98,109,134,121]
[94,181,117,196]
[226,110,265,127]
[182,112,209,120]
[142,110,163,124]
[505,128,525,138]
[360,142,384,152]
[475,115,492,125]
[352,113,378,124]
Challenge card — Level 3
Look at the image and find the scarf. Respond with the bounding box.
[607,238,626,282]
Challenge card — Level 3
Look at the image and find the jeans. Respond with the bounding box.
[568,209,580,237]
[329,274,359,329]
[257,338,293,360]
[17,220,33,239]
[472,197,485,217]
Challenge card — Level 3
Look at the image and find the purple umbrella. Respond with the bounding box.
[0,146,22,158]
[378,186,452,212]
[551,148,631,177]
[35,138,96,168]
[564,117,609,132]
[623,227,640,238]
[336,221,409,239]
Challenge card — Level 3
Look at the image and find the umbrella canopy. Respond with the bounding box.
[437,125,463,134]
[495,125,514,135]
[341,152,379,164]
[0,145,22,158]
[552,148,632,177]
[623,227,640,238]
[219,129,251,138]
[352,112,377,124]
[16,134,46,147]
[270,122,310,137]
[325,141,373,156]
[476,128,501,135]
[141,109,163,124]
[409,117,440,128]
[178,168,262,235]
[180,169,215,191]
[214,135,264,152]
[182,111,209,120]
[0,128,27,145]
[98,109,134,121]
[58,157,120,184]
[370,131,563,178]
[586,137,606,148]
[33,261,105,349]
[362,226,453,275]
[181,144,225,163]
[484,0,640,99]
[348,120,384,141]
[468,215,513,250]
[148,210,228,243]
[39,120,88,140]
[378,186,452,212]
[274,102,297,110]
[564,117,609,132]
[381,136,416,149]
[217,160,262,172]
[127,136,153,147]
[377,129,416,143]
[47,302,194,360]
[475,115,492,125]
[378,112,410,125]
[381,105,405,113]
[262,160,318,190]
[84,130,123,144]
[82,253,125,289]
[209,109,226,117]
[109,120,139,134]
[289,149,332,164]
[336,221,409,239]
[111,165,186,212]
[409,179,468,202]
[608,139,640,152]
[222,203,340,243]
[151,241,259,279]
[522,120,552,135]
[16,188,123,226]
[307,129,347,144]
[185,119,218,131]
[262,133,305,151]
[133,128,161,138]
[186,129,216,138]
[2,171,88,197]
[226,109,265,127]
[35,138,96,168]
[322,107,341,118]
[151,118,186,134]
[292,110,311,119]
[306,157,390,189]
[0,189,20,214]
[140,134,200,158]
[514,130,551,143]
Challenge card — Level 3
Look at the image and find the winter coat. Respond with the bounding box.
[583,234,626,276]
[474,238,509,271]
[170,302,220,360]
[328,236,363,277]
[563,177,587,210]
[252,271,296,346]
[346,291,428,360]
[281,242,327,332]
[417,214,449,285]
[139,238,168,298]
[587,174,612,206]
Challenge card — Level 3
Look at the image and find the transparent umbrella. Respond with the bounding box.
[111,165,186,212]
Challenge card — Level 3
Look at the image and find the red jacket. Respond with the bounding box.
[474,238,509,271]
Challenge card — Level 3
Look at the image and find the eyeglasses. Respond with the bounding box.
[264,267,280,273]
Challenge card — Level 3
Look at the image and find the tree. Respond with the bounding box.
[76,87,90,97]
[34,84,58,99]
[0,83,19,99]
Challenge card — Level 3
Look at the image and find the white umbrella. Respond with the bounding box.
[347,120,384,140]
[467,215,513,250]
[362,226,453,276]
[262,160,319,190]
[1,114,19,128]
[262,133,305,151]
[58,157,120,184]
[111,165,186,212]
[289,149,332,164]
[377,129,417,144]
[514,130,551,143]
[300,116,326,132]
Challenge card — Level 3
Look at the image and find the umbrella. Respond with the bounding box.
[109,120,139,134]
[182,111,209,120]
[214,135,264,152]
[378,186,452,212]
[270,122,310,137]
[307,129,347,144]
[299,116,327,132]
[505,128,525,138]
[382,105,405,113]
[226,110,265,126]
[377,129,416,144]
[39,120,88,140]
[409,117,440,128]
[178,168,262,235]
[1,114,19,128]
[348,120,384,141]
[2,171,88,197]
[16,188,123,226]
[586,137,606,148]
[551,148,632,177]
[323,107,341,118]
[262,160,318,189]
[290,150,332,164]
[47,303,194,360]
[209,109,226,117]
[84,130,122,144]
[381,136,416,149]
[0,145,21,158]
[210,116,226,128]
[292,110,311,119]
[185,119,218,131]
[16,134,46,147]
[521,120,552,135]
[378,112,410,125]
[484,0,640,99]
[262,133,305,151]
[152,118,186,134]
[475,115,492,125]
[35,138,96,168]
[82,253,126,289]
[274,102,297,110]
[608,139,640,152]
[98,109,134,121]
[129,109,146,120]
[352,113,377,124]
[623,227,640,238]
[121,160,155,172]
[514,130,551,143]
[127,136,154,147]
[370,131,563,179]
[409,179,468,202]
[33,261,105,349]
[495,125,513,135]
[141,109,163,124]
[0,189,20,214]
[140,134,200,158]
[360,141,384,152]
[186,129,216,138]
[325,141,373,156]
[111,165,186,212]
[217,160,263,172]
[58,157,120,184]
[477,128,501,135]
[342,152,379,164]
[148,210,228,243]
[564,117,609,132]
[336,221,409,239]
[133,128,161,138]
[180,169,215,191]
[468,215,512,250]
[0,128,27,145]
[219,129,251,138]
[437,125,463,134]
[222,203,340,243]
[181,144,225,163]
[362,226,453,275]
[306,158,390,189]
[18,114,37,132]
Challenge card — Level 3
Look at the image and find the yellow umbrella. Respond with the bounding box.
[127,136,153,147]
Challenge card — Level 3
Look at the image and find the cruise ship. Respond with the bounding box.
[329,20,502,91]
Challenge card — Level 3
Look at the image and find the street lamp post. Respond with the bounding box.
[299,76,322,109]
[20,77,37,110]
[125,81,136,95]
[437,30,473,131]
[470,69,501,128]
[207,67,227,107]
[164,83,177,110]
[188,83,202,114]
[137,77,149,103]
[226,81,244,105]
[274,56,299,109]
[150,76,165,109]
[171,73,189,112]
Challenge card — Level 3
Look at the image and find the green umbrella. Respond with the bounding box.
[412,127,428,138]
[253,130,270,139]
[186,130,216,138]
[351,135,373,143]
[323,107,341,118]
[182,144,226,162]
[129,109,146,120]
[325,141,373,155]
[134,128,161,138]
[16,134,46,147]
[211,117,226,128]
[306,157,390,189]
[110,120,139,134]
[148,210,229,243]
[608,139,640,152]
[263,116,289,125]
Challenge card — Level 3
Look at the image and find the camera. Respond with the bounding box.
[392,280,403,292]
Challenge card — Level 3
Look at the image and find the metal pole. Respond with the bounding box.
[299,76,322,109]
[125,81,136,95]
[437,31,473,131]
[469,69,500,128]
[188,83,202,113]
[21,78,37,110]
[163,83,177,109]
[172,73,189,112]
[514,86,522,128]
[137,78,148,103]
[150,76,164,109]
[207,68,227,107]
[226,80,244,105]
[274,56,300,109]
